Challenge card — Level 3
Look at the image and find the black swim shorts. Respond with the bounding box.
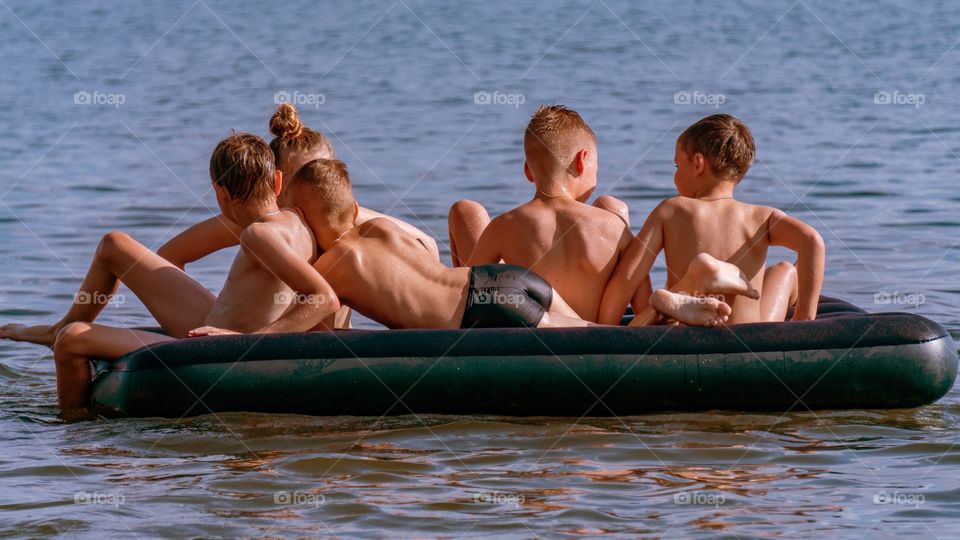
[460,264,554,328]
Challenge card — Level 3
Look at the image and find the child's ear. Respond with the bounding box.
[693,153,706,175]
[353,201,360,222]
[274,170,283,196]
[574,148,588,176]
[523,161,535,183]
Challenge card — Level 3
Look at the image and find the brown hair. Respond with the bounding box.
[524,104,597,168]
[678,114,755,182]
[289,159,355,224]
[269,103,336,166]
[209,132,276,204]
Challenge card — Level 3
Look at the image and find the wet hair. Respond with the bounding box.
[268,103,336,166]
[524,104,597,168]
[678,114,755,182]
[209,132,276,204]
[289,159,355,224]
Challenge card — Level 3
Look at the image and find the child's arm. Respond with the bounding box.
[190,224,341,336]
[157,214,243,270]
[767,209,825,320]
[598,205,666,325]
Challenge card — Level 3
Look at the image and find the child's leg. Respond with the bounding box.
[447,200,490,267]
[0,231,215,346]
[670,253,760,299]
[53,322,173,419]
[536,288,595,328]
[592,195,630,227]
[759,262,798,322]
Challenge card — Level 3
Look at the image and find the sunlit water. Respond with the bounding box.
[1,0,959,537]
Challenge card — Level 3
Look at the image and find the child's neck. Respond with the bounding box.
[534,175,583,202]
[232,201,282,228]
[690,180,736,201]
[317,220,355,251]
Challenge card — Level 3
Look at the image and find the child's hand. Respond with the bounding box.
[187,326,239,337]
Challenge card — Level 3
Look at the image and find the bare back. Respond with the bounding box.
[316,219,470,329]
[659,197,777,323]
[205,210,317,331]
[476,198,630,322]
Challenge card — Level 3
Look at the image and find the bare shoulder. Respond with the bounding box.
[651,196,686,218]
[356,217,404,237]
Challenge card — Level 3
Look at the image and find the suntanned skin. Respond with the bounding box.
[449,132,651,323]
[599,141,824,326]
[304,206,589,329]
[0,170,340,419]
[159,147,440,329]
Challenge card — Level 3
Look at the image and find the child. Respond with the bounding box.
[290,159,589,329]
[447,105,643,322]
[158,103,439,270]
[599,114,825,326]
[0,133,339,418]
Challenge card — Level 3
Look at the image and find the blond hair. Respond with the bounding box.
[524,104,597,171]
[289,159,355,224]
[268,103,336,166]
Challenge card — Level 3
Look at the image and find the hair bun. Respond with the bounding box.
[269,103,304,139]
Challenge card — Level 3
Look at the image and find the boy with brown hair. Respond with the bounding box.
[0,133,340,418]
[447,104,644,322]
[599,114,825,326]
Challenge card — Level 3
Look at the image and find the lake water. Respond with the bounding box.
[1,0,959,537]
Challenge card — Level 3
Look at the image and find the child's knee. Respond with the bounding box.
[448,199,487,227]
[592,195,630,224]
[54,322,92,359]
[97,231,135,263]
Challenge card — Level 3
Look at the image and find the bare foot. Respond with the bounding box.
[692,254,760,299]
[0,323,61,347]
[650,290,732,327]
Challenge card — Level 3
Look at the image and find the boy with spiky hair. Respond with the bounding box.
[448,104,641,323]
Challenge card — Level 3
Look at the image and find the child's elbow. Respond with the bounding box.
[807,230,826,257]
